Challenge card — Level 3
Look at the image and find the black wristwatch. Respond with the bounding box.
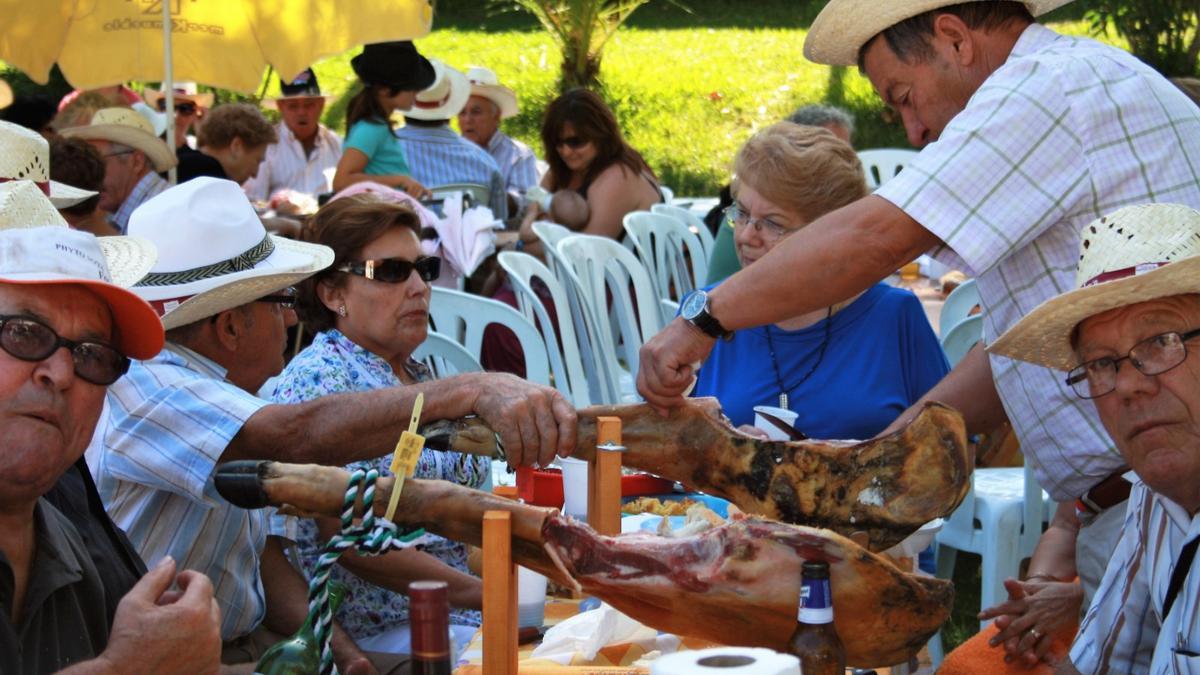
[680,290,732,340]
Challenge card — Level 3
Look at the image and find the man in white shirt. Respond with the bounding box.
[243,68,342,213]
[991,203,1200,673]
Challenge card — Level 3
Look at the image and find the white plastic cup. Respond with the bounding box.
[752,406,800,441]
[558,456,589,519]
[517,565,548,628]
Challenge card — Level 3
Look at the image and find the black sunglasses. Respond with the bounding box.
[0,315,130,386]
[257,287,297,310]
[336,256,441,284]
[156,100,198,115]
[556,136,589,149]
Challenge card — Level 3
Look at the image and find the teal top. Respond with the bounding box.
[345,119,411,176]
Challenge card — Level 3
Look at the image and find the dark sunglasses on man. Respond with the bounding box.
[257,286,298,310]
[336,256,441,284]
[156,100,199,116]
[0,315,130,386]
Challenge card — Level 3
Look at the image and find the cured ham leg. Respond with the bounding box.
[213,461,953,668]
[423,399,972,551]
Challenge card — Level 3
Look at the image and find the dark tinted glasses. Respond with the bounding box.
[556,136,588,149]
[156,100,198,115]
[0,315,130,386]
[257,286,297,310]
[337,256,441,284]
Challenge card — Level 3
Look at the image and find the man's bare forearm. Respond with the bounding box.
[709,196,940,330]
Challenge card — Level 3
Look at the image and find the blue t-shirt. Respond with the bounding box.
[693,283,950,440]
[344,119,411,176]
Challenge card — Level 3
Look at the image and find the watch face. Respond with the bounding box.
[681,291,707,320]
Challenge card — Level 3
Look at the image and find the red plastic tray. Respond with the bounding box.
[515,466,673,507]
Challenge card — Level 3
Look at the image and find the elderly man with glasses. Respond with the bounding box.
[0,181,221,673]
[990,203,1200,673]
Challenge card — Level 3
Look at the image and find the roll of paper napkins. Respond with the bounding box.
[650,647,800,675]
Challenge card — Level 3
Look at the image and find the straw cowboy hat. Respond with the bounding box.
[405,59,470,121]
[0,120,97,208]
[804,0,1077,66]
[0,180,163,358]
[60,107,177,172]
[142,81,215,111]
[128,177,333,330]
[263,68,332,110]
[465,66,518,119]
[990,203,1200,371]
[0,179,157,288]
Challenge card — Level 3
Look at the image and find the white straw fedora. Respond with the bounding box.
[60,107,178,173]
[142,82,215,111]
[0,179,157,289]
[0,120,97,208]
[990,203,1200,371]
[127,177,333,330]
[804,0,1077,66]
[465,66,518,119]
[405,59,471,121]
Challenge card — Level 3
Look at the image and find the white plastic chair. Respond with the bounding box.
[940,313,983,367]
[413,330,483,377]
[652,202,716,263]
[658,185,674,203]
[530,220,574,283]
[557,234,663,400]
[623,211,708,313]
[427,287,552,387]
[857,148,919,189]
[940,278,980,338]
[497,250,606,407]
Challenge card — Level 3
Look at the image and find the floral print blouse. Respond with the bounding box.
[271,329,489,638]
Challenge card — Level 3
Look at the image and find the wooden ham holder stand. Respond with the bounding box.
[482,417,625,674]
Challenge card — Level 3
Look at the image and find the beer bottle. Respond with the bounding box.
[787,560,846,675]
[410,580,453,675]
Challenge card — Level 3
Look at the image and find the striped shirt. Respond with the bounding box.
[486,130,539,195]
[1069,480,1200,673]
[87,343,273,640]
[242,122,343,201]
[395,123,508,219]
[877,24,1200,501]
[111,171,169,234]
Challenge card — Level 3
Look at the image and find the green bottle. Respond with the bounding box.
[255,583,346,674]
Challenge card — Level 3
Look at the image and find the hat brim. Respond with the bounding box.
[469,84,518,119]
[60,125,177,172]
[803,0,1077,66]
[406,66,471,121]
[988,257,1200,370]
[0,274,164,360]
[47,180,98,209]
[143,89,215,110]
[262,94,333,111]
[136,236,333,330]
[97,235,157,288]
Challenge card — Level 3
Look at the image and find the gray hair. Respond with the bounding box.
[786,104,855,140]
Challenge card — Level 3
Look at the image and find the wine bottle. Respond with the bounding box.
[255,583,345,675]
[786,560,845,675]
[410,580,453,675]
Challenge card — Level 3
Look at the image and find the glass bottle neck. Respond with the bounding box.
[798,577,834,624]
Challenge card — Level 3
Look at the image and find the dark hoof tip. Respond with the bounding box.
[214,461,270,509]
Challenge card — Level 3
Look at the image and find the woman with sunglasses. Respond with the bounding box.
[514,88,662,255]
[332,41,437,200]
[270,195,485,667]
[691,122,949,441]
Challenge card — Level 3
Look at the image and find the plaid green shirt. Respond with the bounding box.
[877,24,1200,500]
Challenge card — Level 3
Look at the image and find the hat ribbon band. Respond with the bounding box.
[136,234,276,288]
[414,90,453,110]
[0,177,50,196]
[146,294,195,317]
[1083,262,1170,287]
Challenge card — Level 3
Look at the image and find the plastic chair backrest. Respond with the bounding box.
[531,220,574,283]
[857,148,919,189]
[429,182,491,206]
[623,211,708,310]
[652,203,716,263]
[427,287,552,387]
[557,234,663,392]
[940,313,983,367]
[940,278,980,338]
[412,330,483,377]
[498,251,603,406]
[659,185,674,203]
